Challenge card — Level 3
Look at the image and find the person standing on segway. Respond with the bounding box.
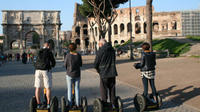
[94,39,118,108]
[134,42,158,103]
[34,42,56,109]
[64,43,82,108]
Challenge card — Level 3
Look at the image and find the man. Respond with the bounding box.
[34,42,56,108]
[94,39,118,108]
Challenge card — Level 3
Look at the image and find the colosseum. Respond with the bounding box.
[72,3,200,51]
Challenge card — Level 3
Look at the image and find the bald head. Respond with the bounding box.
[99,39,107,47]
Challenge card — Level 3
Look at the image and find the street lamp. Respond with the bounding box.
[129,0,134,60]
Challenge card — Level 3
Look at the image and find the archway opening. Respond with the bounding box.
[114,40,118,46]
[127,23,132,32]
[25,31,40,49]
[120,23,125,33]
[144,22,147,33]
[83,24,88,35]
[121,40,125,44]
[10,40,19,49]
[85,38,89,48]
[75,26,80,36]
[172,21,177,30]
[114,24,118,35]
[75,39,80,45]
[153,22,159,32]
[135,22,141,34]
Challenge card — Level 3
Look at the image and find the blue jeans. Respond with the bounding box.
[66,75,80,106]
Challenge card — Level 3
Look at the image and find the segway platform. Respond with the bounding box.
[134,93,162,112]
[61,96,87,112]
[93,96,123,112]
[30,96,58,112]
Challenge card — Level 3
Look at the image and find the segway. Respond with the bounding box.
[29,89,58,112]
[93,96,123,112]
[134,93,162,112]
[61,83,87,112]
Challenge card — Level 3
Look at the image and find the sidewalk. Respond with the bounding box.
[82,55,200,111]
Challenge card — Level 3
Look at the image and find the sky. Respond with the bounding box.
[0,0,200,34]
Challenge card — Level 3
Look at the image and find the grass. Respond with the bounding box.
[186,35,200,41]
[152,38,191,55]
[115,38,191,56]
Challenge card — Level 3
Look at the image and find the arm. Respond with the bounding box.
[79,54,82,67]
[50,52,56,68]
[94,51,101,73]
[134,52,145,69]
[64,54,68,70]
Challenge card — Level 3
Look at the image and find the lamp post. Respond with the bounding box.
[129,0,134,60]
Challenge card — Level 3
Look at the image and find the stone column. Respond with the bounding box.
[80,28,85,51]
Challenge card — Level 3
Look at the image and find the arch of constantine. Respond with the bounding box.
[1,10,61,53]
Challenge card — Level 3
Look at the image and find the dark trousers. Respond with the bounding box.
[100,77,116,105]
[142,77,157,97]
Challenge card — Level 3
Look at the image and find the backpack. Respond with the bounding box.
[34,49,50,70]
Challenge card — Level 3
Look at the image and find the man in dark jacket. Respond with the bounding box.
[94,39,118,107]
[34,42,56,109]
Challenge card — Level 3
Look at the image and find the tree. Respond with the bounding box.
[146,0,153,51]
[79,0,128,43]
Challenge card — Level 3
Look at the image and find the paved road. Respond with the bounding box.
[0,61,199,112]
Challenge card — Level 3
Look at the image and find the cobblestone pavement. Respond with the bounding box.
[0,61,199,112]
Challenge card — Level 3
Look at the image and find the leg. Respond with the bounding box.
[100,78,108,102]
[75,78,80,107]
[108,77,116,105]
[142,77,148,97]
[46,88,51,104]
[34,70,42,104]
[66,75,73,106]
[35,88,41,104]
[149,79,158,101]
[43,70,52,104]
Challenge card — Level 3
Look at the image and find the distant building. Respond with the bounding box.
[60,31,72,41]
[72,3,200,51]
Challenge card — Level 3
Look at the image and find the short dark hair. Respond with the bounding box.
[141,42,150,50]
[69,43,77,52]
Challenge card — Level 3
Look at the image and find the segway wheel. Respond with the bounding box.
[61,96,67,112]
[81,96,88,112]
[116,96,123,112]
[134,94,146,112]
[29,96,37,112]
[50,96,58,112]
[93,98,103,112]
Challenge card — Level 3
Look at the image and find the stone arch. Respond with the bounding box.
[83,24,88,35]
[25,31,40,49]
[114,40,118,46]
[135,22,141,34]
[172,20,177,30]
[127,23,132,32]
[162,21,168,31]
[114,24,118,35]
[144,22,147,33]
[121,40,125,44]
[10,40,18,49]
[75,38,80,45]
[120,23,125,33]
[153,21,159,32]
[75,26,80,36]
